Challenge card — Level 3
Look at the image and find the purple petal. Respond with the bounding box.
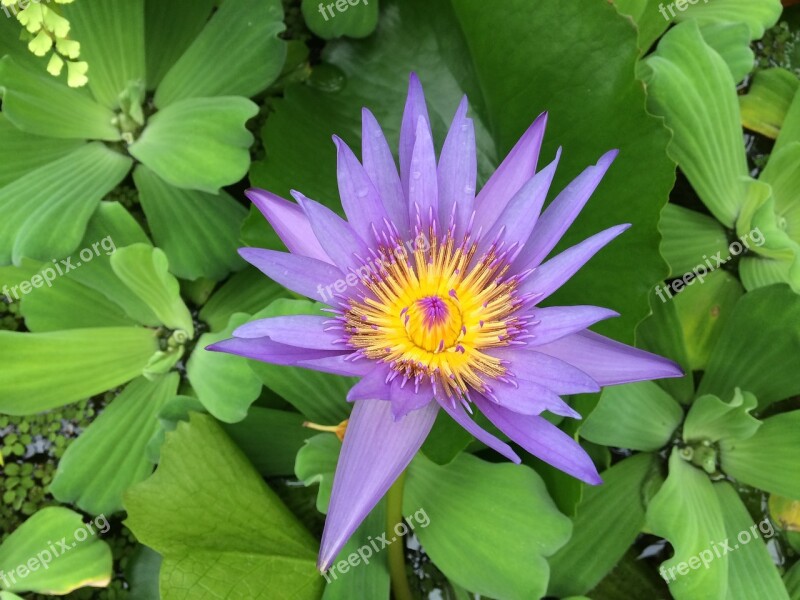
[518,224,630,301]
[297,354,374,378]
[489,348,601,395]
[437,96,476,236]
[474,112,547,229]
[528,305,619,346]
[293,191,369,274]
[238,248,344,304]
[362,108,409,236]
[514,149,618,269]
[399,73,432,198]
[534,330,684,386]
[319,399,439,570]
[437,396,521,463]
[233,315,343,351]
[333,136,388,243]
[347,368,435,420]
[245,189,332,264]
[206,337,344,365]
[408,115,439,231]
[346,367,389,402]
[475,396,602,485]
[484,378,581,418]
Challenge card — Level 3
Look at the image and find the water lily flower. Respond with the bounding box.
[208,74,682,570]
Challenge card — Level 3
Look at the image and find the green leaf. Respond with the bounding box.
[683,389,760,445]
[0,507,112,594]
[658,202,732,278]
[581,381,683,452]
[420,409,474,465]
[698,284,800,409]
[0,56,119,140]
[50,374,179,515]
[611,0,670,51]
[786,561,800,600]
[252,0,674,344]
[62,0,146,108]
[133,165,246,281]
[646,449,727,600]
[154,0,286,107]
[698,22,754,84]
[129,96,257,193]
[301,0,379,40]
[548,453,658,597]
[404,452,572,600]
[721,410,800,499]
[125,545,161,600]
[676,0,781,40]
[187,313,263,423]
[0,327,158,414]
[715,482,789,600]
[0,143,132,265]
[124,413,323,599]
[740,68,800,139]
[775,87,800,157]
[641,21,748,228]
[110,244,194,335]
[295,433,340,513]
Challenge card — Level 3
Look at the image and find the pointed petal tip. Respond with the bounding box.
[601,148,620,164]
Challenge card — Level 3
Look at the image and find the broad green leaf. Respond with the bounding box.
[0,327,158,414]
[110,244,194,335]
[144,0,215,90]
[420,409,474,465]
[0,115,83,188]
[721,410,800,499]
[0,507,112,594]
[677,0,781,40]
[199,267,289,332]
[740,68,800,139]
[154,0,286,107]
[295,433,340,513]
[611,0,670,51]
[646,449,727,600]
[62,0,146,108]
[698,22,754,84]
[129,96,257,194]
[252,0,674,344]
[581,381,683,452]
[673,268,743,371]
[50,374,179,515]
[715,482,789,600]
[589,546,675,600]
[0,56,119,140]
[223,407,309,477]
[786,561,800,599]
[641,21,748,228]
[775,89,800,157]
[187,313,263,423]
[659,203,730,278]
[133,165,246,281]
[683,390,760,445]
[769,495,800,532]
[125,545,161,600]
[698,284,800,408]
[124,413,323,599]
[249,299,354,423]
[404,452,572,600]
[548,453,658,597]
[0,143,132,265]
[301,0,379,40]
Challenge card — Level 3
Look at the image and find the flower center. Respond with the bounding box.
[405,295,462,352]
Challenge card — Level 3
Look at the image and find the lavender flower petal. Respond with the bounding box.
[399,73,432,198]
[233,315,342,350]
[334,135,388,242]
[437,96,476,236]
[489,348,601,395]
[437,396,521,463]
[527,305,619,346]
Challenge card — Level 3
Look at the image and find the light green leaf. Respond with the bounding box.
[295,433,340,513]
[124,545,161,600]
[50,374,179,515]
[124,413,323,599]
[721,410,800,499]
[419,409,474,465]
[187,313,263,423]
[698,284,800,408]
[129,96,257,194]
[0,327,158,414]
[404,452,571,600]
[0,55,119,140]
[133,165,246,281]
[646,449,727,600]
[62,0,146,108]
[301,0,379,40]
[659,203,731,278]
[775,88,800,157]
[548,453,658,597]
[641,21,748,228]
[740,68,800,139]
[581,381,683,452]
[683,389,760,444]
[786,561,800,599]
[0,507,112,594]
[611,0,670,51]
[154,0,285,107]
[676,0,782,40]
[110,244,194,335]
[0,143,132,266]
[698,22,754,84]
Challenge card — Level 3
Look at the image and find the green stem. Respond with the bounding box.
[387,470,414,600]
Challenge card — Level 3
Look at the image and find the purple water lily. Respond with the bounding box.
[208,74,682,570]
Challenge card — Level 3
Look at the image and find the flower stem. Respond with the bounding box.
[387,471,413,600]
